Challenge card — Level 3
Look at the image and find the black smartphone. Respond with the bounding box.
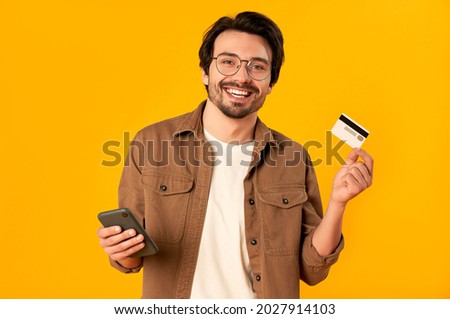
[98,208,159,257]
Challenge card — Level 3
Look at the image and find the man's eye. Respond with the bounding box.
[251,63,266,71]
[221,59,235,65]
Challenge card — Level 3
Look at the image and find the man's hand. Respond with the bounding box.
[97,226,144,268]
[330,148,374,206]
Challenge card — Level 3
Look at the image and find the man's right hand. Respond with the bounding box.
[97,226,144,268]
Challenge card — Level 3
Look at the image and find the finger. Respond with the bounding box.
[341,173,364,195]
[347,165,369,189]
[110,242,146,261]
[353,148,374,177]
[100,228,137,248]
[344,148,360,166]
[348,162,372,187]
[97,225,122,239]
[105,235,145,258]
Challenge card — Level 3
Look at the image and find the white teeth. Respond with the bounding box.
[226,88,250,97]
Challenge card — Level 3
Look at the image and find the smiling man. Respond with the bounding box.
[97,11,373,299]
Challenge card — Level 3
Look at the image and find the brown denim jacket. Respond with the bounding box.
[112,101,344,298]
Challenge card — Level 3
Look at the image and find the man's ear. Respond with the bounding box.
[201,68,209,86]
[267,84,274,95]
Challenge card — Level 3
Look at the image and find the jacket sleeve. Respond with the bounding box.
[109,130,146,274]
[299,155,344,285]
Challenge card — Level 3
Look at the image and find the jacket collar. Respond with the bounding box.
[174,100,280,150]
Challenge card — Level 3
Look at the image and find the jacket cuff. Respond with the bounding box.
[302,231,345,267]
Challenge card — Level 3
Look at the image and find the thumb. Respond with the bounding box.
[345,148,360,166]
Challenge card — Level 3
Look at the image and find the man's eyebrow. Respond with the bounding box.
[216,51,270,62]
[216,51,238,57]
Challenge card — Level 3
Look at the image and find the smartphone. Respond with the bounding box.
[98,208,159,257]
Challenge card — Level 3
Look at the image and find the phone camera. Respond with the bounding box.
[122,212,128,217]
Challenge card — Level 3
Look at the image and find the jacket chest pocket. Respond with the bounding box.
[142,172,194,243]
[258,185,307,255]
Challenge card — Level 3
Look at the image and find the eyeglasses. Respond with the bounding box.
[212,53,272,81]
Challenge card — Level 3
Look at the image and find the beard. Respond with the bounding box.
[207,80,266,119]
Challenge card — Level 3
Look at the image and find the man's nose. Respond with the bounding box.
[231,62,251,83]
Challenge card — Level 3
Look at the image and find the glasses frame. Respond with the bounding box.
[212,53,272,81]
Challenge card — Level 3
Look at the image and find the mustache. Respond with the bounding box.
[219,81,259,93]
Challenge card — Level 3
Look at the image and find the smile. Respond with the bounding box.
[225,88,252,99]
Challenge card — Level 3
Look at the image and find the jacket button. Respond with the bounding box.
[160,185,167,192]
[251,239,257,245]
[248,198,255,205]
[256,275,261,281]
[282,198,289,204]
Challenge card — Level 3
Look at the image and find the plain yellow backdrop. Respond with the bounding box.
[1,0,449,298]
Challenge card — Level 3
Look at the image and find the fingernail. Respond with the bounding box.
[128,229,135,236]
[114,227,121,233]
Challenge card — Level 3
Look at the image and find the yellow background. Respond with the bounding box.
[1,0,449,298]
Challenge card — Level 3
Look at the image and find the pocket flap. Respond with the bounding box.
[257,185,308,208]
[142,172,194,195]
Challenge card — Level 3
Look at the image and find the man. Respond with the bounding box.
[97,11,373,298]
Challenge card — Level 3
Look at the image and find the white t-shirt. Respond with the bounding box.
[190,129,256,298]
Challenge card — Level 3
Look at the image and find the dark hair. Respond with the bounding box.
[199,11,284,86]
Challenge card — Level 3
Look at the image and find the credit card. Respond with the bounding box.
[331,113,369,148]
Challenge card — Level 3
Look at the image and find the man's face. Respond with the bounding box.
[202,30,273,119]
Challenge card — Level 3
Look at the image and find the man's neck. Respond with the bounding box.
[202,99,257,144]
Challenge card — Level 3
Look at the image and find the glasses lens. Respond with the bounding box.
[247,59,271,80]
[216,54,240,76]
